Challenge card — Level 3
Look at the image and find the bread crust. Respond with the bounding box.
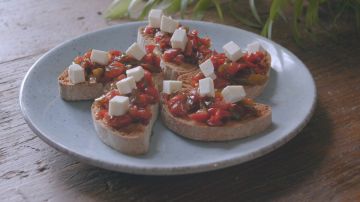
[161,103,271,141]
[91,103,159,155]
[59,68,164,101]
[138,27,198,80]
[177,52,272,99]
[58,68,104,101]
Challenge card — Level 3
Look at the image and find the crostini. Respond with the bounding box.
[92,67,160,155]
[177,41,271,99]
[58,43,163,101]
[137,9,212,79]
[160,78,272,141]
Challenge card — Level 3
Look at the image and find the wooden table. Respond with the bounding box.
[1,0,359,201]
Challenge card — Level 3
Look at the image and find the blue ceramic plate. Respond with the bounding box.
[19,21,316,175]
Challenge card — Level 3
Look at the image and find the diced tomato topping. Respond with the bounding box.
[184,40,193,56]
[169,102,188,117]
[96,109,108,119]
[245,52,265,64]
[136,93,154,107]
[84,50,92,59]
[104,67,126,80]
[129,105,152,124]
[142,53,154,64]
[144,26,156,35]
[74,56,83,64]
[191,72,205,87]
[173,54,184,64]
[106,114,133,129]
[214,77,230,89]
[116,74,126,81]
[163,49,181,62]
[168,94,186,106]
[145,45,156,53]
[109,50,121,57]
[145,86,159,102]
[189,110,210,123]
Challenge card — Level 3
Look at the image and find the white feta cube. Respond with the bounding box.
[222,41,244,62]
[108,96,130,116]
[163,80,182,94]
[126,66,144,82]
[116,76,137,95]
[90,49,109,65]
[137,31,146,52]
[199,78,215,97]
[126,42,146,60]
[160,15,179,33]
[148,9,163,28]
[221,86,246,103]
[199,58,216,80]
[170,28,188,51]
[68,63,85,84]
[247,41,266,53]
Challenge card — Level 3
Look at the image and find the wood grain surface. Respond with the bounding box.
[1,0,360,201]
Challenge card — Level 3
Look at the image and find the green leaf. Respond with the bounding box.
[212,0,224,21]
[105,0,132,19]
[249,0,263,24]
[165,0,181,14]
[305,0,319,28]
[261,0,286,38]
[180,0,190,18]
[193,0,212,20]
[292,0,303,44]
[229,0,261,28]
[139,0,162,20]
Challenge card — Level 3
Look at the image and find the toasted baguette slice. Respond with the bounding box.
[92,103,159,155]
[177,70,270,99]
[58,67,164,101]
[177,52,272,99]
[138,27,198,80]
[58,68,104,101]
[161,103,271,141]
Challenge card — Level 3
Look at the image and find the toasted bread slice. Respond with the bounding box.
[58,68,164,101]
[161,103,271,141]
[92,103,159,155]
[58,68,104,101]
[177,52,272,99]
[138,27,198,80]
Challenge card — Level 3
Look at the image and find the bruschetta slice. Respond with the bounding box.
[91,67,160,155]
[137,9,212,80]
[58,44,163,101]
[160,79,272,141]
[177,43,271,99]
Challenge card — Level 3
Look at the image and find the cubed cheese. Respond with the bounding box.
[68,63,85,84]
[222,41,244,62]
[199,78,215,97]
[90,49,109,65]
[126,42,146,60]
[108,96,130,116]
[199,58,216,80]
[137,31,146,51]
[170,28,188,51]
[160,15,179,33]
[163,80,182,94]
[148,9,163,28]
[247,41,265,53]
[126,66,144,82]
[221,85,246,103]
[116,76,137,94]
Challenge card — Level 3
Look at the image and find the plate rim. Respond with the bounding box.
[19,20,317,175]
